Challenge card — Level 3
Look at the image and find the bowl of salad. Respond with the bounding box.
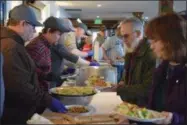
[49,86,99,105]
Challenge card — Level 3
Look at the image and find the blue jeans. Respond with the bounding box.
[113,64,124,83]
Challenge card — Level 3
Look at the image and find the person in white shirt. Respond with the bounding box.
[102,25,125,82]
[60,22,93,58]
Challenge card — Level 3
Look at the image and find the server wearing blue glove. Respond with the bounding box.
[49,98,67,113]
[0,5,67,124]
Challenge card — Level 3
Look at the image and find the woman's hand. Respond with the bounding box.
[106,59,113,65]
[153,111,173,125]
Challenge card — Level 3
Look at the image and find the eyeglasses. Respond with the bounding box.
[25,21,35,30]
[123,32,135,39]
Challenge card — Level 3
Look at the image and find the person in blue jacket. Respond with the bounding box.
[0,53,4,119]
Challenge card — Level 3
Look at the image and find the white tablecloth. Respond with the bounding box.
[44,92,123,115]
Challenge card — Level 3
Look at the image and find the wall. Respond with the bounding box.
[5,1,69,38]
[5,1,61,22]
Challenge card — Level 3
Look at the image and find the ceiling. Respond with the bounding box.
[55,1,186,20]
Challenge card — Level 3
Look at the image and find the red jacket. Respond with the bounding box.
[82,43,92,61]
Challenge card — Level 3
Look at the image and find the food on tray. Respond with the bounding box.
[50,119,73,124]
[86,75,111,87]
[116,102,164,119]
[67,106,89,113]
[75,114,129,124]
[55,86,96,95]
[42,112,76,124]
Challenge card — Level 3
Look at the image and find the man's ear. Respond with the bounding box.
[20,20,26,27]
[47,28,51,33]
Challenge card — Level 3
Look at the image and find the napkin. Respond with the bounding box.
[27,113,54,124]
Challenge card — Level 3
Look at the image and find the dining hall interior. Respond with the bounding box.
[0,0,187,124]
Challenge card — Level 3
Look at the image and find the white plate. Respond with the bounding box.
[66,105,96,116]
[115,110,165,123]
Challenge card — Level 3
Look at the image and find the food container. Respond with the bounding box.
[49,87,99,106]
[66,105,96,116]
[76,65,117,86]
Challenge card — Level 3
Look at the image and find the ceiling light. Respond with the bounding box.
[55,1,73,6]
[97,16,100,18]
[77,18,82,23]
[97,4,102,7]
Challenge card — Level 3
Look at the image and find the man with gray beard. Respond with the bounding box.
[112,18,156,106]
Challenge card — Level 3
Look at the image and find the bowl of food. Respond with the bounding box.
[49,86,99,105]
[76,66,117,86]
[85,75,112,90]
[66,105,95,116]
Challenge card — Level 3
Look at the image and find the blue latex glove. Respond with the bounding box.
[89,61,100,66]
[62,68,75,75]
[66,68,75,74]
[49,98,67,113]
[87,50,93,57]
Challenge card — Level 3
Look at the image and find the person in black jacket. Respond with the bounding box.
[0,5,67,124]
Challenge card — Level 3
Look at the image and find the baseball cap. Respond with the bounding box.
[60,18,75,32]
[85,30,92,36]
[76,22,93,36]
[74,22,88,33]
[44,16,73,33]
[9,4,42,26]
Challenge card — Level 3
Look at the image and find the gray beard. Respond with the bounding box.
[124,39,140,53]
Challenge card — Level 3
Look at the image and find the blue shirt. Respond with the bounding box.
[102,35,125,62]
[0,53,4,118]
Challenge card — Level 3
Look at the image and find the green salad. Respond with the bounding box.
[55,86,95,95]
[116,102,162,119]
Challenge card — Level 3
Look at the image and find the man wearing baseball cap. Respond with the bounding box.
[50,19,99,88]
[0,5,67,124]
[62,22,94,58]
[26,16,71,91]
